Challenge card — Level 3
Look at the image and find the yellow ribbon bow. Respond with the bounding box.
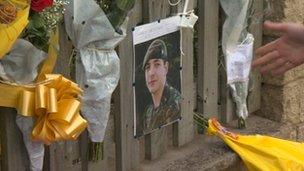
[0,0,29,58]
[0,0,86,145]
[0,74,87,145]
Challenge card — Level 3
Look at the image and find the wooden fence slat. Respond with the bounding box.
[197,0,219,119]
[142,0,173,160]
[172,28,195,146]
[87,112,117,171]
[144,129,168,160]
[49,22,83,171]
[142,0,171,23]
[115,8,140,171]
[248,0,263,114]
[0,108,30,171]
[79,131,89,171]
[171,0,196,147]
[219,76,236,123]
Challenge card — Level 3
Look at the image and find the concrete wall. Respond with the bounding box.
[260,0,304,140]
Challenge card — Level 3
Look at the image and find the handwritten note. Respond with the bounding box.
[133,16,180,45]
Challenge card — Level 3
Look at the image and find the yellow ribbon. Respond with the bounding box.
[207,119,304,171]
[0,0,29,58]
[0,0,87,145]
[36,28,59,81]
[0,74,87,145]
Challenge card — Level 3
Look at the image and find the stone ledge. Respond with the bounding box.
[261,65,304,86]
[264,0,304,26]
[260,79,304,124]
[138,115,300,171]
[297,123,304,141]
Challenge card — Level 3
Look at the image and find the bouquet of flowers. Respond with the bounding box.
[22,0,67,51]
[194,113,304,170]
[220,0,254,129]
[0,0,67,83]
[0,0,69,170]
[0,0,29,59]
[64,0,134,161]
[95,0,135,32]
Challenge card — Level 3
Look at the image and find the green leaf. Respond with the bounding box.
[115,0,135,11]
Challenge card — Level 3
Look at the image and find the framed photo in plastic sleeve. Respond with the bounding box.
[132,16,182,137]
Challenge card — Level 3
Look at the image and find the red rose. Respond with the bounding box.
[31,0,53,12]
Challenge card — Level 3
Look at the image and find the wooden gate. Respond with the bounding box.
[0,0,262,170]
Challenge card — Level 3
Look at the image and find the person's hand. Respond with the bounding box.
[252,21,304,75]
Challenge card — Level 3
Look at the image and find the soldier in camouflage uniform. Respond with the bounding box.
[142,39,181,133]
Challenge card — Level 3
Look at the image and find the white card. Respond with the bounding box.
[227,34,254,83]
[133,16,180,45]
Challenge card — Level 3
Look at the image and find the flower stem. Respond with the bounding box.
[88,141,104,162]
[193,112,209,129]
[237,117,246,129]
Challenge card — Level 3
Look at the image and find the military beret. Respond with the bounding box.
[142,39,167,70]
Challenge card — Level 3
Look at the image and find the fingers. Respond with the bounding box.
[253,21,301,75]
[252,50,279,68]
[254,40,277,58]
[264,21,289,33]
[259,58,286,74]
[272,61,295,75]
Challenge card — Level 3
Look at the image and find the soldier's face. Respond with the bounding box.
[145,59,168,94]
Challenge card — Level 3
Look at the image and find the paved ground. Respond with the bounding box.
[139,114,298,171]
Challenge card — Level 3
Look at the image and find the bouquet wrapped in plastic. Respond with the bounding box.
[64,0,134,161]
[0,0,70,170]
[220,0,254,128]
[194,113,304,171]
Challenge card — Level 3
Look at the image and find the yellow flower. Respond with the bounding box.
[0,2,17,24]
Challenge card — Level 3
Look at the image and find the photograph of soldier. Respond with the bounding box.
[133,31,181,137]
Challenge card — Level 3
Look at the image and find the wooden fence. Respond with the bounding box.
[0,0,263,170]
